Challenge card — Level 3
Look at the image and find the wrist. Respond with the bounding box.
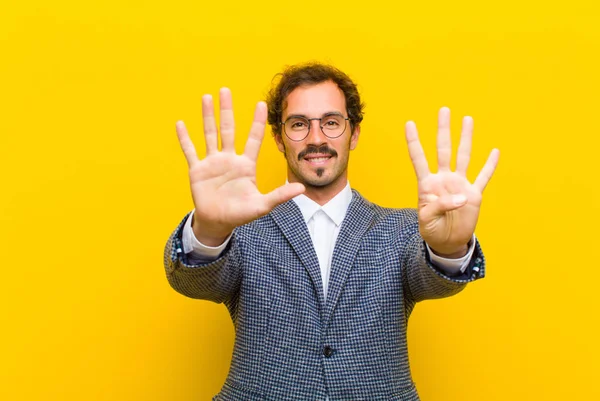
[428,237,473,259]
[429,245,469,259]
[191,215,231,247]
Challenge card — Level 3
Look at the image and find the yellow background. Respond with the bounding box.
[1,1,599,400]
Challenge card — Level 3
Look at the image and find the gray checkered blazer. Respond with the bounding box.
[164,189,485,400]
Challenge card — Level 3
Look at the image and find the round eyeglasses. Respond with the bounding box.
[281,113,350,142]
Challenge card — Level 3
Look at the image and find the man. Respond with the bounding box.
[164,63,499,400]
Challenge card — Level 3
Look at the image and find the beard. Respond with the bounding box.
[283,142,349,188]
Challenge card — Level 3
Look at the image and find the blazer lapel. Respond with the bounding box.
[270,200,326,312]
[323,190,375,328]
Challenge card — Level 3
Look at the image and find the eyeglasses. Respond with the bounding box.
[281,113,350,142]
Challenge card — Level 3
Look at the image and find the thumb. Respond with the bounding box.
[425,194,467,216]
[264,182,306,210]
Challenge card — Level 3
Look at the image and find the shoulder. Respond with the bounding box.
[233,208,285,242]
[352,189,420,234]
[353,189,417,219]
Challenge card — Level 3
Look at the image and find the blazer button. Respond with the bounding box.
[323,346,334,357]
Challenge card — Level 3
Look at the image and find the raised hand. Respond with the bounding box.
[405,107,499,257]
[176,88,305,246]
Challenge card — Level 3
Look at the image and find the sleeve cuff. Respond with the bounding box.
[426,234,476,275]
[182,210,232,259]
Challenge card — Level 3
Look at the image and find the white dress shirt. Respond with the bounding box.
[182,182,476,299]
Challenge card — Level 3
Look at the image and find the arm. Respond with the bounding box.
[402,218,485,305]
[401,107,498,302]
[182,210,232,263]
[163,212,241,303]
[426,234,476,276]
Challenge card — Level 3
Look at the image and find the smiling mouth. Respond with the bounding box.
[304,154,333,164]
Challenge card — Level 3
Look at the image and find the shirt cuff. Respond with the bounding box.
[426,234,476,275]
[182,210,232,259]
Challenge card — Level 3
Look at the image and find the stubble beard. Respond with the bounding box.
[282,139,350,188]
[293,163,331,187]
[287,153,348,189]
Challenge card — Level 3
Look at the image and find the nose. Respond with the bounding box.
[305,119,328,146]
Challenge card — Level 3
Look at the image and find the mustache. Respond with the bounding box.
[297,145,338,161]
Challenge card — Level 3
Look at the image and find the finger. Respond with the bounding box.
[202,94,218,155]
[244,101,268,161]
[474,148,500,193]
[437,107,452,172]
[219,87,235,153]
[423,193,468,218]
[263,182,306,211]
[456,116,473,176]
[175,120,198,167]
[405,121,430,181]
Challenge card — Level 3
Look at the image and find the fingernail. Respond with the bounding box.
[453,195,467,205]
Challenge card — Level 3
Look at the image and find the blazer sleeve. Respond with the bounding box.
[163,213,242,304]
[400,212,486,305]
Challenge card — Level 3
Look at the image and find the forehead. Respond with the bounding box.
[283,80,347,118]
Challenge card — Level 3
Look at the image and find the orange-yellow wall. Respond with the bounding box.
[1,1,599,400]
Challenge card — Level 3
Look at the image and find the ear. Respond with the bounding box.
[349,125,360,150]
[274,133,286,153]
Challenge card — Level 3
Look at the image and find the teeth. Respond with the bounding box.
[308,157,329,162]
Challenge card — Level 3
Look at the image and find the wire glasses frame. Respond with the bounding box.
[280,113,350,142]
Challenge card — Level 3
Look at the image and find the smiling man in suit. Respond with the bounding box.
[164,63,499,400]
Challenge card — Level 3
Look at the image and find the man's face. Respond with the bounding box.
[274,80,360,189]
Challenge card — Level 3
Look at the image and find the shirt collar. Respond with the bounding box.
[291,181,353,227]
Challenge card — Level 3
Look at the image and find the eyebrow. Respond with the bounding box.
[284,111,345,120]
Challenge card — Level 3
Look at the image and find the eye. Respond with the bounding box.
[322,117,341,129]
[291,121,308,129]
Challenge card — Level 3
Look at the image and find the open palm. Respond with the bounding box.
[405,107,499,256]
[176,88,305,245]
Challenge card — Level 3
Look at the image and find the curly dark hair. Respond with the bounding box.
[266,62,365,137]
